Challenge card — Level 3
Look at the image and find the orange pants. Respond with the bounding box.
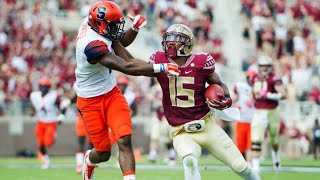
[75,113,92,143]
[77,86,132,151]
[35,121,58,147]
[235,121,251,153]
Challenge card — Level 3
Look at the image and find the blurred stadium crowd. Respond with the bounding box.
[0,0,319,158]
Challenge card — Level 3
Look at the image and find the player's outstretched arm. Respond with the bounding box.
[120,14,147,47]
[112,42,133,61]
[89,49,180,77]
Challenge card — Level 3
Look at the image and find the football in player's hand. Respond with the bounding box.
[205,84,224,102]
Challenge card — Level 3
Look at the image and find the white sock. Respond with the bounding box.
[85,154,95,166]
[149,149,157,160]
[43,155,50,165]
[168,148,176,160]
[183,155,201,180]
[271,150,280,164]
[251,157,260,171]
[76,152,84,165]
[236,166,261,180]
[123,174,135,180]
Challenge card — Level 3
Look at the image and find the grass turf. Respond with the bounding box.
[0,156,319,180]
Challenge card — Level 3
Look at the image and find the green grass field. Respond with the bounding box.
[1,156,320,180]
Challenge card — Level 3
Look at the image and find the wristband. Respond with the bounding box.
[266,92,282,101]
[131,27,139,32]
[153,64,164,73]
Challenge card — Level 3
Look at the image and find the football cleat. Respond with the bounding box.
[273,162,281,171]
[76,164,82,174]
[82,150,97,180]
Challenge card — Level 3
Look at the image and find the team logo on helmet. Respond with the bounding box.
[96,7,107,20]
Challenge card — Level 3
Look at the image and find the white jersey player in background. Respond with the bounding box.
[233,70,256,162]
[30,77,65,169]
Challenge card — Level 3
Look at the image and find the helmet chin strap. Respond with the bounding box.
[177,45,189,56]
[167,45,188,57]
[259,69,271,77]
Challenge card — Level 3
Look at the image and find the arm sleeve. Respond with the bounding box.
[203,54,215,76]
[148,52,156,64]
[84,40,109,63]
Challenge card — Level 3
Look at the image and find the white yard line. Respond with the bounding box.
[1,164,320,173]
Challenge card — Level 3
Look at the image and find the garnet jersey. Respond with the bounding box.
[149,52,215,126]
[251,73,282,109]
[75,17,117,98]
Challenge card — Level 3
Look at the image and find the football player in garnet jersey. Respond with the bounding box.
[250,55,287,173]
[75,1,180,180]
[115,23,260,180]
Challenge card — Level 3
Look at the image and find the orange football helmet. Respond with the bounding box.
[39,77,51,87]
[88,1,125,41]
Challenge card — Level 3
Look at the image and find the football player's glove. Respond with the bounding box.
[153,63,180,76]
[206,93,232,110]
[258,90,268,99]
[60,98,71,110]
[128,14,147,32]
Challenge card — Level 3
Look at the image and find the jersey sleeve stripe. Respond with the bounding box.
[84,40,109,59]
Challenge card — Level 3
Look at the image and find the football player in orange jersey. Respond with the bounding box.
[75,1,180,180]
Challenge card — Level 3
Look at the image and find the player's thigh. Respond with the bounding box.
[44,122,58,147]
[267,110,280,135]
[105,88,132,140]
[77,95,110,151]
[173,132,201,158]
[267,110,280,143]
[35,122,44,138]
[204,121,247,172]
[235,122,246,152]
[75,115,87,136]
[35,122,45,145]
[251,111,267,142]
[150,122,161,141]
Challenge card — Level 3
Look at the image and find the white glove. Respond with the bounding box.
[128,14,147,32]
[57,114,65,123]
[60,99,71,110]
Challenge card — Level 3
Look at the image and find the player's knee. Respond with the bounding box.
[97,150,111,162]
[231,156,247,172]
[182,154,198,168]
[251,141,261,152]
[44,138,55,147]
[236,166,261,180]
[117,135,132,151]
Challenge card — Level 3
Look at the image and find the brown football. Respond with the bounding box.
[205,84,224,102]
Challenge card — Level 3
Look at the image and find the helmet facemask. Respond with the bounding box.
[104,20,125,41]
[162,32,192,58]
[258,65,273,77]
[257,55,273,77]
[91,19,125,42]
[162,24,194,58]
